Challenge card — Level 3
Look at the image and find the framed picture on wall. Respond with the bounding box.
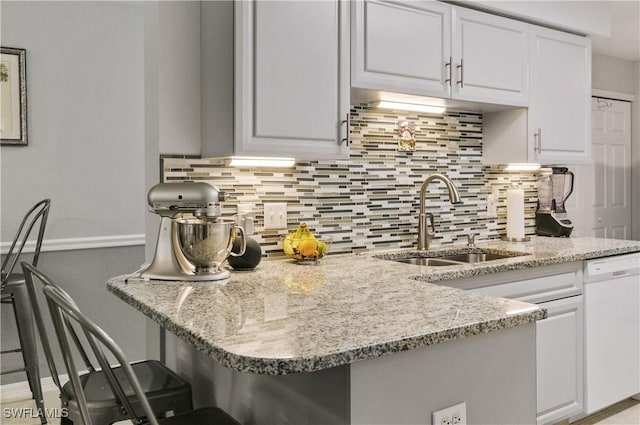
[1,47,27,146]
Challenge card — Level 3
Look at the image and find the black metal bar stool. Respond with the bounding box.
[21,262,195,425]
[38,266,240,425]
[1,199,51,424]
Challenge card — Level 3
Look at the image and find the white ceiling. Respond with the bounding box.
[590,1,640,61]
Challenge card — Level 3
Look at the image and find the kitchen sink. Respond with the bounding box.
[382,249,530,267]
[437,253,517,263]
[394,258,462,267]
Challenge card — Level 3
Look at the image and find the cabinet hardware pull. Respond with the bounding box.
[534,128,542,153]
[445,58,452,86]
[340,113,350,145]
[456,59,464,87]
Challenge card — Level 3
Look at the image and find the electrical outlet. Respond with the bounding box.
[452,413,463,425]
[264,203,287,229]
[487,188,499,218]
[237,203,253,221]
[432,402,466,425]
[237,203,255,235]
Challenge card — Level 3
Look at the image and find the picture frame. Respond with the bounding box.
[1,47,27,146]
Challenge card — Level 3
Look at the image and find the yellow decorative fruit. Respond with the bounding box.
[297,239,319,257]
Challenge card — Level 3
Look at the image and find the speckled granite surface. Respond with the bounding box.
[107,236,640,375]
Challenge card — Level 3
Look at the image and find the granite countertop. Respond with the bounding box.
[107,236,640,375]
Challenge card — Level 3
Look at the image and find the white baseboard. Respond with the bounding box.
[1,375,66,403]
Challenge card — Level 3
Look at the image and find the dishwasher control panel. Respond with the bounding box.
[585,252,640,281]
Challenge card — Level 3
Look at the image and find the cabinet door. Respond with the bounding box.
[235,1,349,160]
[451,6,528,106]
[529,26,591,164]
[351,0,451,98]
[536,296,584,425]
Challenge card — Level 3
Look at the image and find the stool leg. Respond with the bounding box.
[12,284,47,424]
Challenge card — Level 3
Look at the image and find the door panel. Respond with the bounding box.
[590,98,632,239]
[254,1,339,140]
[351,0,451,97]
[536,296,583,424]
[528,27,591,164]
[452,6,528,106]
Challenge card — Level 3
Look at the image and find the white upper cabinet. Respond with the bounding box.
[201,0,350,160]
[451,7,528,106]
[483,26,591,165]
[351,0,451,98]
[351,0,528,107]
[528,26,591,164]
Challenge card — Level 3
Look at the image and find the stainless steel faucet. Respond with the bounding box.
[418,173,463,251]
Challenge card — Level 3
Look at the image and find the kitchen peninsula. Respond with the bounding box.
[108,237,640,424]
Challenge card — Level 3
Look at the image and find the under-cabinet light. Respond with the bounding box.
[505,163,541,171]
[371,100,446,114]
[226,156,296,168]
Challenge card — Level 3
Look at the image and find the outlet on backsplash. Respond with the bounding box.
[487,188,499,218]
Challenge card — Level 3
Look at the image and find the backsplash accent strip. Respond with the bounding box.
[162,106,538,258]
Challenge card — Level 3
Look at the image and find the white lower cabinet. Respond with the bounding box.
[536,296,584,425]
[451,262,584,424]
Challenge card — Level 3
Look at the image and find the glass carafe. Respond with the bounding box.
[551,167,574,212]
[536,170,553,211]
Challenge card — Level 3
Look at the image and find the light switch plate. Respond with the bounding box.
[264,203,287,229]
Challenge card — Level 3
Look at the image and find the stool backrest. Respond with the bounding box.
[43,283,161,425]
[2,199,50,285]
[21,262,96,392]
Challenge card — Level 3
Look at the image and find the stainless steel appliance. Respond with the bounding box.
[135,182,245,281]
[535,167,574,237]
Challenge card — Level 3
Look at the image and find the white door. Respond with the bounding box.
[588,98,632,239]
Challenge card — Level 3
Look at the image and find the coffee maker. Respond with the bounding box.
[132,182,245,281]
[535,167,574,237]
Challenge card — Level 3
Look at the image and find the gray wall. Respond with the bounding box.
[1,1,147,383]
[592,53,637,95]
[0,1,146,240]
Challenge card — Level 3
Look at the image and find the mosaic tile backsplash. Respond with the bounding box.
[163,106,539,258]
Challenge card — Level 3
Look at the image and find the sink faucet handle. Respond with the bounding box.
[427,213,435,233]
[467,234,476,247]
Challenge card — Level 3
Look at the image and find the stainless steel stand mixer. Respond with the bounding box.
[134,182,245,281]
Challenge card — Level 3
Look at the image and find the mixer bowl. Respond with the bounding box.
[176,218,240,273]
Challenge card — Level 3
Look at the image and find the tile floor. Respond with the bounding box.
[570,398,640,425]
[1,389,638,424]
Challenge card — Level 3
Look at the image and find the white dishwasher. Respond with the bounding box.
[583,252,640,414]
